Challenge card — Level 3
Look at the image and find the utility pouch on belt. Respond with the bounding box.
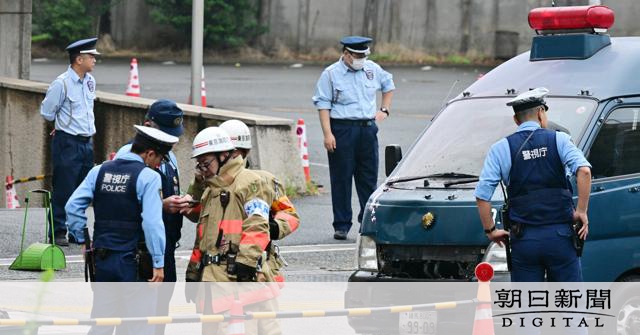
[573,221,584,257]
[226,244,238,275]
[136,242,154,281]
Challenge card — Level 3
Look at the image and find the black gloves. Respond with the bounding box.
[269,220,280,240]
[235,262,257,282]
[185,278,199,303]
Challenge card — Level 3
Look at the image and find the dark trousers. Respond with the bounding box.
[51,131,93,236]
[155,224,180,335]
[328,120,379,233]
[510,223,583,282]
[91,250,157,335]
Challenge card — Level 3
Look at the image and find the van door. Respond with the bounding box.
[583,105,640,281]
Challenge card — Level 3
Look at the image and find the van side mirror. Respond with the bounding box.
[385,145,402,176]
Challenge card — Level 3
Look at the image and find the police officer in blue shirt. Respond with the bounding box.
[475,88,591,282]
[113,100,187,335]
[40,37,100,246]
[114,99,188,283]
[312,36,395,240]
[65,125,176,335]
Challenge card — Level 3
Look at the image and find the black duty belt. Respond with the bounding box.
[202,253,227,266]
[57,130,92,142]
[330,118,375,127]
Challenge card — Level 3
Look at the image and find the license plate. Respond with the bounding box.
[399,311,437,335]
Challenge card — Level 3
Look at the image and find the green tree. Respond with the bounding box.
[32,0,94,46]
[145,0,266,49]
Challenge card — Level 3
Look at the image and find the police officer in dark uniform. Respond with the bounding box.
[113,100,187,335]
[312,36,395,240]
[475,88,591,282]
[40,37,100,246]
[66,125,177,335]
[114,99,188,283]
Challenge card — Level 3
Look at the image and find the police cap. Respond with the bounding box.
[507,87,549,113]
[133,125,178,156]
[340,36,372,55]
[146,99,184,137]
[65,37,100,55]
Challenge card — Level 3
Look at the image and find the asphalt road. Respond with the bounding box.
[8,60,486,281]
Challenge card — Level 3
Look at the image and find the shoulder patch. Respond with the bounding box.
[244,198,270,219]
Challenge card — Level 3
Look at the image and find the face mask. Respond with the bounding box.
[351,57,367,71]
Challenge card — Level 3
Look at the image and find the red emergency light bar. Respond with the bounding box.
[528,5,614,32]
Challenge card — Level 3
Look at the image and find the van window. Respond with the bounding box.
[391,97,597,183]
[589,108,640,178]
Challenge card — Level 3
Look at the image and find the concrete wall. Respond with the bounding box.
[110,0,180,49]
[0,77,304,208]
[0,0,31,79]
[108,0,640,58]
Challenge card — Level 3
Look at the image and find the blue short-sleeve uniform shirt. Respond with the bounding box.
[312,58,395,120]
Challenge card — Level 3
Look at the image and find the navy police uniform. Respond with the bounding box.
[40,38,100,246]
[114,99,185,282]
[66,126,177,335]
[113,100,184,335]
[475,88,591,282]
[312,36,395,239]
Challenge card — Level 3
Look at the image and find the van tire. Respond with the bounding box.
[613,274,640,335]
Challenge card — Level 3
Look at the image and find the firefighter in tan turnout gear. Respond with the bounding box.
[186,126,279,335]
[185,120,300,285]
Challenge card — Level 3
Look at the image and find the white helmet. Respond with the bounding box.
[191,127,235,158]
[220,119,252,149]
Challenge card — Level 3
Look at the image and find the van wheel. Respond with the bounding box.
[616,275,640,335]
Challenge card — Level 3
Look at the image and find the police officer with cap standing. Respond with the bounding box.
[114,100,187,335]
[312,36,395,240]
[41,37,100,246]
[65,125,177,335]
[115,99,188,283]
[475,87,591,283]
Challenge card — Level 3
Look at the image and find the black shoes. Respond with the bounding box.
[50,232,69,247]
[333,230,348,240]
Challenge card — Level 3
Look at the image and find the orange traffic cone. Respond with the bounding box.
[188,68,207,106]
[4,176,20,209]
[200,68,207,107]
[125,58,141,97]
[472,262,495,335]
[227,299,245,335]
[296,119,311,183]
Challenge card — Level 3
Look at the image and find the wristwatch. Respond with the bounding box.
[380,107,389,116]
[484,225,496,234]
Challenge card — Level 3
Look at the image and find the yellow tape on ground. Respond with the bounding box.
[301,310,326,317]
[200,315,225,323]
[390,305,413,313]
[52,319,80,325]
[435,302,457,310]
[0,319,26,326]
[348,308,372,316]
[95,318,122,326]
[147,316,172,324]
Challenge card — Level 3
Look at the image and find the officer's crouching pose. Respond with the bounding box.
[65,125,177,335]
[474,87,591,282]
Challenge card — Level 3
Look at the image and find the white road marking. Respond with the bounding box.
[0,244,356,266]
[309,162,329,168]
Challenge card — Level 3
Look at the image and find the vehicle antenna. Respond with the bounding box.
[440,79,460,109]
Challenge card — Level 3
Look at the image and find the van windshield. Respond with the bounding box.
[391,97,597,181]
